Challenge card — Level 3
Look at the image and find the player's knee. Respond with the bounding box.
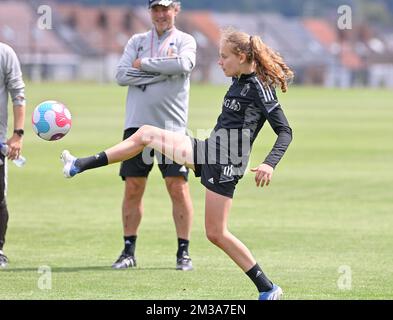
[166,178,188,201]
[124,179,145,200]
[205,228,224,246]
[0,198,7,212]
[139,125,156,146]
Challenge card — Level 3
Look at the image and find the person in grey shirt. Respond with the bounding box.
[112,0,196,270]
[0,42,26,268]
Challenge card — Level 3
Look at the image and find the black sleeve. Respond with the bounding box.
[257,86,292,168]
[263,104,293,168]
[251,82,293,168]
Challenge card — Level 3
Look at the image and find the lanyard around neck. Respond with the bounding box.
[150,28,175,58]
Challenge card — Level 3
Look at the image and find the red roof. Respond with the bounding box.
[180,11,221,45]
[56,3,149,54]
[0,1,72,55]
[303,18,363,70]
[303,19,338,47]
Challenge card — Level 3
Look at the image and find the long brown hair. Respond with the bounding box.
[221,29,294,92]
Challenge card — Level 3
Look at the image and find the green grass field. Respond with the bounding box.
[1,83,392,300]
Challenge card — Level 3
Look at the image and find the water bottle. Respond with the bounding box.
[0,143,26,167]
[168,42,178,56]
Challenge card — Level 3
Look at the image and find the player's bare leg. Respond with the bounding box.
[61,125,195,178]
[106,125,194,169]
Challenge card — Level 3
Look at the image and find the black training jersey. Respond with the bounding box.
[209,72,292,169]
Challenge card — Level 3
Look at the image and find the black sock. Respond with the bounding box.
[74,152,108,173]
[246,263,273,293]
[177,238,189,258]
[124,235,137,256]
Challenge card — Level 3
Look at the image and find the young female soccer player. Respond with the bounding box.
[61,29,293,300]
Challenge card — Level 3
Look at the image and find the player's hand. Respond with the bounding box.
[251,163,273,188]
[132,58,142,69]
[6,135,23,161]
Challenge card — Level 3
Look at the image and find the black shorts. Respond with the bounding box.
[119,128,189,181]
[190,137,243,199]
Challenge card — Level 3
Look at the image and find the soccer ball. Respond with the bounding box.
[32,101,72,141]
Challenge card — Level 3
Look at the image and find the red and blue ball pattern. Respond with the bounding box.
[32,101,72,141]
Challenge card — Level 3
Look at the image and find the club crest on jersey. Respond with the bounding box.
[223,99,241,112]
[240,83,250,97]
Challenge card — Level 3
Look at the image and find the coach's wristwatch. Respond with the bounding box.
[13,129,24,137]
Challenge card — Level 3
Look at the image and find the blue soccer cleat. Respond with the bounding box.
[61,150,79,178]
[259,284,283,300]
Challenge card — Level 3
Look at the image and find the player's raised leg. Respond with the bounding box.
[61,125,195,178]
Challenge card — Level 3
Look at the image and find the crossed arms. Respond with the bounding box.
[116,33,196,87]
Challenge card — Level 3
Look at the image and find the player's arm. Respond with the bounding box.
[251,89,292,187]
[5,46,25,160]
[139,35,196,76]
[116,36,168,87]
[263,104,292,169]
[116,67,167,87]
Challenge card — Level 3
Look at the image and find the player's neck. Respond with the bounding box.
[237,64,255,78]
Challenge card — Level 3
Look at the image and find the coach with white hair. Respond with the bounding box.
[113,0,196,271]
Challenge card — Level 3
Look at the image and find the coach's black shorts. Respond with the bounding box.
[119,128,189,181]
[190,137,243,199]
